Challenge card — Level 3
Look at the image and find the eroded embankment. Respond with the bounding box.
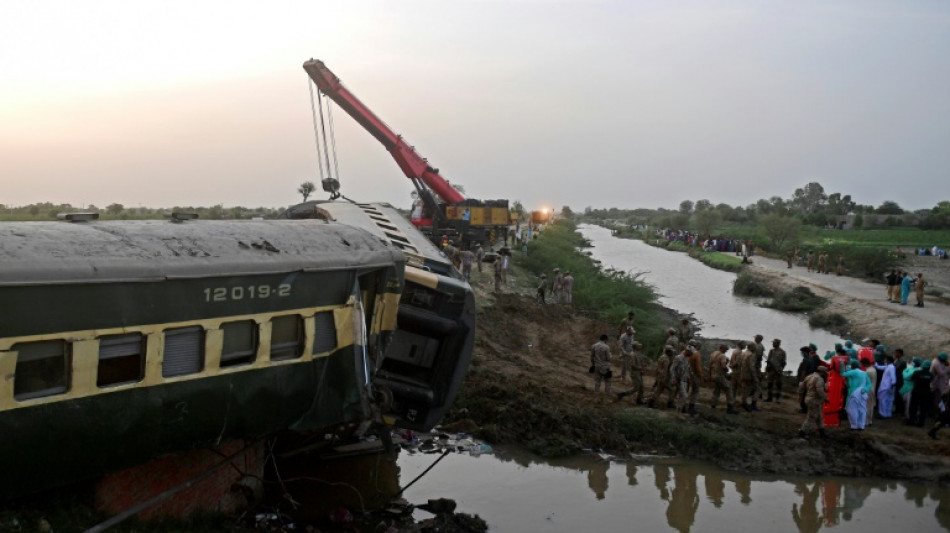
[444,293,950,483]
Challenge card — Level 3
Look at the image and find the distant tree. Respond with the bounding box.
[759,213,801,251]
[208,204,224,219]
[694,199,712,212]
[790,182,827,214]
[106,203,124,216]
[691,209,722,237]
[853,214,864,229]
[298,181,316,202]
[560,205,574,219]
[755,198,772,216]
[678,200,694,215]
[876,201,904,215]
[29,205,39,216]
[826,193,855,215]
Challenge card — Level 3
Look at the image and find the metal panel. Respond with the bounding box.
[162,326,204,377]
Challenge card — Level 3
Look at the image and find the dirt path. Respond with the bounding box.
[740,254,950,356]
[448,266,950,484]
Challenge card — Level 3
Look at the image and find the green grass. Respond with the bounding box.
[691,251,744,272]
[517,220,666,353]
[613,410,753,456]
[805,228,950,248]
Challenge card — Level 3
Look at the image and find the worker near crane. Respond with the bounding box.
[493,255,504,292]
[459,247,475,281]
[474,244,484,273]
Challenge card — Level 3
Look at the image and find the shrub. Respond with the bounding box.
[765,286,826,312]
[809,312,850,334]
[733,272,774,297]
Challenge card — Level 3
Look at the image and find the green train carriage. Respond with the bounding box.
[0,211,474,499]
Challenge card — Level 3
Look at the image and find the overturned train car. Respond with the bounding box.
[0,206,474,499]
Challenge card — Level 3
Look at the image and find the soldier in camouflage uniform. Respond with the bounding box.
[616,342,646,404]
[670,346,692,413]
[649,346,676,409]
[686,340,705,415]
[590,334,612,393]
[729,341,747,408]
[738,341,761,411]
[798,366,831,439]
[709,344,739,414]
[765,338,787,403]
[677,317,693,345]
[618,326,636,383]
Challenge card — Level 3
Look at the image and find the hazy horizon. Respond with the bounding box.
[3,1,948,213]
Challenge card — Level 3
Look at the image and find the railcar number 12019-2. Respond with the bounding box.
[203,284,292,302]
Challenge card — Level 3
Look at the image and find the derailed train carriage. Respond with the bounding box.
[0,203,474,499]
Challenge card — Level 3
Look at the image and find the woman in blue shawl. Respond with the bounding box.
[842,360,871,430]
[899,272,914,305]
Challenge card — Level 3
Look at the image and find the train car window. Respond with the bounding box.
[13,340,70,400]
[270,315,303,361]
[98,333,146,387]
[162,326,205,377]
[221,320,258,367]
[313,311,337,354]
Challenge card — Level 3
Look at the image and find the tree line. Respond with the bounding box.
[580,182,950,233]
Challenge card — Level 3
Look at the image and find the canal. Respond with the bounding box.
[395,225,949,532]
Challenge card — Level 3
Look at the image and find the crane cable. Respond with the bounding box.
[315,91,334,185]
[307,79,326,184]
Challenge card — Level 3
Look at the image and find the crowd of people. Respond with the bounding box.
[588,316,950,440]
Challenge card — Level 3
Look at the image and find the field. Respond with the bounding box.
[804,227,950,248]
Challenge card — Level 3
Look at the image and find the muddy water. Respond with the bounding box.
[400,448,950,531]
[579,224,844,350]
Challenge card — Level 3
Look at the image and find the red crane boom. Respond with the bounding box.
[302,59,466,205]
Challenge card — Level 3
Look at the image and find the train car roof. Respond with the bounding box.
[0,219,404,285]
[280,201,459,278]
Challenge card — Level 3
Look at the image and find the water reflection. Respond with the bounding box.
[399,448,950,531]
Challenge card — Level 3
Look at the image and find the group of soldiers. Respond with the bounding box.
[787,248,845,276]
[536,267,574,305]
[590,314,789,417]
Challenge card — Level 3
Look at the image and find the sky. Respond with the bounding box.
[2,1,948,213]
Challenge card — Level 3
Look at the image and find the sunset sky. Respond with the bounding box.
[2,1,948,212]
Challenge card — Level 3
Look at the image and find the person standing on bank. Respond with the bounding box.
[709,344,739,414]
[649,346,675,409]
[617,342,646,404]
[842,360,871,431]
[765,339,787,403]
[915,273,927,307]
[619,311,636,336]
[561,271,574,307]
[590,334,613,394]
[618,326,636,383]
[493,254,504,292]
[474,243,484,273]
[459,247,475,281]
[798,366,831,439]
[900,272,914,305]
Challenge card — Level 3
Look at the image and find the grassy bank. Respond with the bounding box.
[516,220,666,352]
